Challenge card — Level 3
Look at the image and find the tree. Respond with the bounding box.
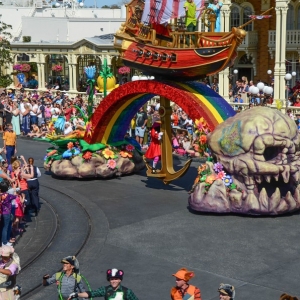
[110,4,120,8]
[0,21,13,87]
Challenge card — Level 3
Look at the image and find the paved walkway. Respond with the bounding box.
[9,139,300,299]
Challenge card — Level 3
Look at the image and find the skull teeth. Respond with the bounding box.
[282,165,290,183]
[254,175,262,184]
[264,175,271,183]
[292,172,299,183]
[273,174,279,181]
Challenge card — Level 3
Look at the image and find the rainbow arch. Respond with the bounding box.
[85,80,235,144]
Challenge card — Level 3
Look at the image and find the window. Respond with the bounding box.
[230,3,254,31]
[297,5,300,29]
[287,4,294,30]
[287,3,300,30]
[230,6,240,29]
[16,53,30,62]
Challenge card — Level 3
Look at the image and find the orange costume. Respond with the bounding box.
[171,268,202,300]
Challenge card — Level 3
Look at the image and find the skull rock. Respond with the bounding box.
[189,107,300,215]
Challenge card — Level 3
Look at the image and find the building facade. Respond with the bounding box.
[2,0,299,102]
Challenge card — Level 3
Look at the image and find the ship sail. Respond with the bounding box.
[141,0,204,25]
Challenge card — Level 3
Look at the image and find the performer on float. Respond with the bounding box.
[144,121,163,173]
[208,0,223,32]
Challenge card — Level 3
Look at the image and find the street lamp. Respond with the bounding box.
[233,69,238,82]
[285,73,292,112]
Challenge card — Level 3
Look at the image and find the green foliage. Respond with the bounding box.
[22,36,31,42]
[0,74,13,88]
[0,21,13,87]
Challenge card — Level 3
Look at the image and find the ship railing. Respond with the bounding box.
[167,31,234,49]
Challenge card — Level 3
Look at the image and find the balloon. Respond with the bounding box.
[251,87,259,94]
[265,87,273,95]
[257,82,265,91]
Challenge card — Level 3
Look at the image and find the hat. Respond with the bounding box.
[23,98,29,102]
[107,268,124,281]
[61,256,78,268]
[0,245,14,257]
[218,283,235,299]
[64,93,69,97]
[172,268,195,282]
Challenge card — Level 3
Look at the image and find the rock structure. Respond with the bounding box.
[189,107,300,215]
[45,151,145,179]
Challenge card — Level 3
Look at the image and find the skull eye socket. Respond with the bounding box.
[263,146,284,161]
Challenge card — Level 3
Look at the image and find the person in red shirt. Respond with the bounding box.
[294,95,300,107]
[63,102,73,122]
[171,268,201,300]
[144,121,163,173]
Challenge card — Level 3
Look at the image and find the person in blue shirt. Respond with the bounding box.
[208,0,223,32]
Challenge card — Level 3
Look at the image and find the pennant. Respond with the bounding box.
[248,15,272,20]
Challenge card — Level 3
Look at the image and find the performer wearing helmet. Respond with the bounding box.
[218,283,235,300]
[43,256,86,300]
[171,268,202,300]
[68,268,139,300]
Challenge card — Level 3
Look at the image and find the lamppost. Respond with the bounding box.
[233,69,238,83]
[267,70,272,85]
[285,73,292,112]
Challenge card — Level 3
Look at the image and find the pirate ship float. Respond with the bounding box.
[114,0,256,80]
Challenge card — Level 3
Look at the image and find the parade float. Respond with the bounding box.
[42,0,298,216]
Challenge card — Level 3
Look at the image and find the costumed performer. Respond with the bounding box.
[144,121,163,173]
[171,268,202,300]
[208,0,223,32]
[184,0,205,45]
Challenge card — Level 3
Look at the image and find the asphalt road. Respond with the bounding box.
[5,138,300,300]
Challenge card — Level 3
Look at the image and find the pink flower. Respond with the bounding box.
[107,159,116,169]
[217,171,226,179]
[118,66,130,75]
[125,144,135,152]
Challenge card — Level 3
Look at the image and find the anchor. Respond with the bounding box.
[143,97,192,184]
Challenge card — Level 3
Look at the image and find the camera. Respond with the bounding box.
[17,156,22,159]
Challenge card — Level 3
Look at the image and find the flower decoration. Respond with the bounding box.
[205,174,217,184]
[213,162,223,173]
[223,175,233,186]
[67,142,74,149]
[52,65,63,72]
[195,117,207,132]
[82,151,92,161]
[85,121,93,138]
[217,171,226,180]
[13,64,31,72]
[107,159,117,169]
[13,64,22,71]
[102,148,115,159]
[125,144,135,152]
[119,151,133,158]
[118,66,130,75]
[84,66,96,80]
[21,64,31,72]
[197,164,207,174]
[199,135,207,145]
